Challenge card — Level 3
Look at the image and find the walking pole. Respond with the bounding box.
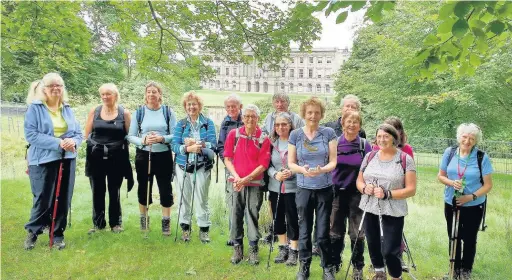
[174,153,189,242]
[402,233,417,271]
[145,145,152,239]
[188,154,199,236]
[68,204,72,228]
[344,194,371,280]
[449,198,461,280]
[266,171,283,270]
[49,150,66,248]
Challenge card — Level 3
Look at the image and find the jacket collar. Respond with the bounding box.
[31,99,70,107]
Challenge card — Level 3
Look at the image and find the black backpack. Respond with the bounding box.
[447,146,487,231]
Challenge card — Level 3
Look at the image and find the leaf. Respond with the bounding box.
[454,1,472,18]
[469,19,486,29]
[382,2,395,11]
[471,27,486,38]
[439,3,455,20]
[351,1,366,12]
[314,1,329,12]
[428,56,441,64]
[423,34,439,46]
[488,20,505,35]
[460,33,474,48]
[336,11,349,24]
[469,53,481,67]
[452,19,469,38]
[476,39,489,53]
[438,18,456,34]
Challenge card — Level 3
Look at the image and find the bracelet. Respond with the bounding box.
[388,190,393,200]
[362,186,366,195]
[383,190,389,200]
[143,136,147,145]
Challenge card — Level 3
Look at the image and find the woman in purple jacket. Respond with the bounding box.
[23,73,83,250]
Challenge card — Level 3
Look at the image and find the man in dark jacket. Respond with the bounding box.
[323,94,366,138]
[217,93,243,246]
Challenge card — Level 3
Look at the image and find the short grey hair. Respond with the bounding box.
[242,104,260,117]
[456,123,483,145]
[98,83,120,104]
[224,93,242,105]
[340,94,362,110]
[272,92,290,105]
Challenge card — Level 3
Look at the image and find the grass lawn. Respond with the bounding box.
[195,89,318,107]
[2,166,511,279]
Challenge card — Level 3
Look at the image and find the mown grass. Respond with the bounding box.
[2,166,511,280]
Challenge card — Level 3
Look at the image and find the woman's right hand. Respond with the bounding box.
[452,179,463,191]
[184,138,196,147]
[275,170,291,181]
[60,138,76,152]
[363,183,375,195]
[186,144,202,154]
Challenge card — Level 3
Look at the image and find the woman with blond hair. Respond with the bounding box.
[171,91,217,243]
[23,72,83,250]
[84,83,133,234]
[127,81,177,236]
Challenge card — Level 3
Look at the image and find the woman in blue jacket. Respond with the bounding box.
[23,72,83,250]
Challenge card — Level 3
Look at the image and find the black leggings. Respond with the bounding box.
[135,149,174,207]
[444,202,484,271]
[269,191,299,241]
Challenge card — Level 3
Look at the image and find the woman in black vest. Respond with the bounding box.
[84,83,133,234]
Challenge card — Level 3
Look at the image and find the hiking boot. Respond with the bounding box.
[323,265,336,280]
[312,245,320,256]
[286,248,298,266]
[262,233,277,244]
[42,225,50,234]
[199,231,210,243]
[461,269,472,280]
[231,244,243,264]
[52,240,66,250]
[399,252,409,272]
[111,225,123,234]
[181,230,190,242]
[162,219,170,236]
[24,231,37,250]
[226,240,235,246]
[274,245,289,263]
[296,260,311,280]
[140,216,150,231]
[352,267,363,280]
[248,245,259,265]
[372,270,386,280]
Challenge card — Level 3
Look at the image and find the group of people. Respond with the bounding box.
[23,72,493,280]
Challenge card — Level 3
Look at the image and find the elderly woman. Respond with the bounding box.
[223,104,271,265]
[356,124,416,280]
[437,123,493,279]
[288,97,338,280]
[171,91,217,243]
[127,82,177,236]
[84,83,133,234]
[330,111,372,279]
[267,112,299,266]
[216,93,244,247]
[24,72,83,250]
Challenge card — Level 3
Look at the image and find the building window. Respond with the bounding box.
[298,83,303,92]
[318,57,323,64]
[325,84,331,93]
[309,57,313,63]
[255,81,260,92]
[216,67,220,74]
[210,80,214,87]
[327,57,332,64]
[280,82,285,91]
[316,84,321,92]
[216,80,220,88]
[264,82,268,93]
[318,74,322,78]
[300,57,304,64]
[290,69,295,78]
[281,69,286,78]
[299,69,304,78]
[289,83,294,92]
[307,84,312,92]
[232,81,236,89]
[308,69,313,78]
[233,68,237,76]
[291,58,295,63]
[247,81,252,92]
[225,80,229,88]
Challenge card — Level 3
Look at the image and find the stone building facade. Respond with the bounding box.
[200,47,350,95]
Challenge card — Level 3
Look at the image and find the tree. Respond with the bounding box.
[315,0,512,81]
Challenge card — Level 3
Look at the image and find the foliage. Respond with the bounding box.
[333,1,512,139]
[315,0,512,80]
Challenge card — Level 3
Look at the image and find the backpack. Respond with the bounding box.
[136,105,173,138]
[337,136,368,160]
[177,117,214,174]
[362,150,407,174]
[447,146,487,231]
[233,128,269,192]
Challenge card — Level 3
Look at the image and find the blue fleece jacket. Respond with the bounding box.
[24,100,83,165]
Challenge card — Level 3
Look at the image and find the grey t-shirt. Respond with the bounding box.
[358,150,416,217]
[268,139,297,193]
[289,126,337,190]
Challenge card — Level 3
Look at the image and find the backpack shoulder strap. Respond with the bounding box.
[359,137,367,159]
[136,105,145,135]
[117,105,125,120]
[162,105,171,133]
[400,151,407,174]
[447,145,458,165]
[476,149,485,185]
[233,128,241,153]
[362,150,378,173]
[94,105,102,120]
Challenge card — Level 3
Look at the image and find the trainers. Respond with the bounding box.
[162,219,170,236]
[461,269,472,280]
[52,240,66,250]
[296,260,311,280]
[231,244,244,264]
[399,252,409,272]
[140,216,150,231]
[352,267,363,280]
[199,231,210,243]
[312,245,320,256]
[181,230,190,242]
[286,248,298,266]
[24,231,37,250]
[111,225,123,234]
[323,265,336,280]
[226,240,235,246]
[248,245,259,265]
[372,270,386,280]
[274,245,289,263]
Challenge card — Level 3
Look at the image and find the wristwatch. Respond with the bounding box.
[472,193,478,201]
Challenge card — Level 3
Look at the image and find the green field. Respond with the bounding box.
[195,89,319,107]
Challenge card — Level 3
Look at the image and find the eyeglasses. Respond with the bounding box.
[45,84,63,89]
[243,115,258,119]
[303,138,318,152]
[274,123,289,127]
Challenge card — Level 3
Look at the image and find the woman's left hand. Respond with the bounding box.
[373,187,385,199]
[304,165,323,177]
[455,195,472,206]
[61,138,76,152]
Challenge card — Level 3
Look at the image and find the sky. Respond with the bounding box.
[312,9,366,49]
